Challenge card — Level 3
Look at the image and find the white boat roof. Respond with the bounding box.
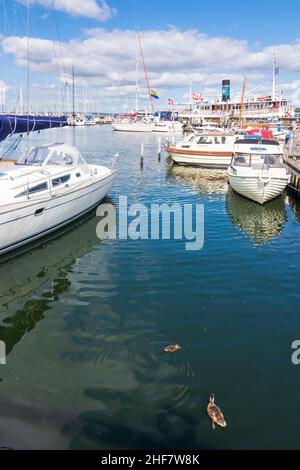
[16,143,88,167]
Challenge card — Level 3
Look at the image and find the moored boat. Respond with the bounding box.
[112,114,155,132]
[228,137,289,204]
[0,116,117,256]
[167,133,237,168]
[0,143,117,256]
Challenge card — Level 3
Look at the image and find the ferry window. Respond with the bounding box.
[52,174,71,187]
[15,181,48,198]
[222,137,226,144]
[76,172,81,177]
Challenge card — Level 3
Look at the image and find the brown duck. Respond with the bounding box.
[207,394,227,429]
[164,344,181,353]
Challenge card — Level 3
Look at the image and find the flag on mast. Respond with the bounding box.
[150,89,159,100]
[167,98,174,106]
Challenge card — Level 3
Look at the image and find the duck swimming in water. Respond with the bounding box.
[164,344,181,353]
[207,394,227,429]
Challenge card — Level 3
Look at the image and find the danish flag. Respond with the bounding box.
[192,92,204,102]
[168,98,174,106]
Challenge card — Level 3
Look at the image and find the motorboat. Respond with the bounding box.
[228,137,289,204]
[153,111,183,133]
[167,133,237,168]
[0,141,117,256]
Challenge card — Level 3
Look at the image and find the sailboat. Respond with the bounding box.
[112,31,155,132]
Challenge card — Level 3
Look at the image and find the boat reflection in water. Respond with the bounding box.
[167,164,229,194]
[0,203,115,355]
[226,187,287,245]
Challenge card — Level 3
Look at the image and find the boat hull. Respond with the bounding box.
[168,148,233,169]
[228,171,288,204]
[0,169,116,256]
[112,122,155,132]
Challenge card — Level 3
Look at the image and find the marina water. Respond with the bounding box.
[0,125,300,449]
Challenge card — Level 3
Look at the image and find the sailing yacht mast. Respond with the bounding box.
[135,32,139,112]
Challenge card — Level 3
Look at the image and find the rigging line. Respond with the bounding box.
[26,0,30,125]
[51,0,67,79]
[137,30,154,114]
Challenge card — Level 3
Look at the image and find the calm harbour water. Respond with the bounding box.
[0,125,300,449]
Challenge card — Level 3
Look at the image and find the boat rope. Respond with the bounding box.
[0,135,23,164]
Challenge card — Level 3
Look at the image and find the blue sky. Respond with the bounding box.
[1,0,300,112]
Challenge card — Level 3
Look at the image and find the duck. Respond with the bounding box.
[164,344,181,353]
[207,393,227,429]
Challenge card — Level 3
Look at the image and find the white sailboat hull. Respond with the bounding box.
[0,168,116,256]
[153,121,183,133]
[228,170,288,204]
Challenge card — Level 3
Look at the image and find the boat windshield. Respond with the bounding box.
[17,144,87,167]
[233,153,284,168]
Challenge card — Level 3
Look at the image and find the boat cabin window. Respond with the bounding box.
[52,174,71,187]
[18,146,87,167]
[46,151,74,166]
[233,153,283,167]
[197,136,212,144]
[20,147,50,165]
[15,181,48,198]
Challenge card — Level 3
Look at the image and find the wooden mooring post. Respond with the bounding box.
[140,142,144,168]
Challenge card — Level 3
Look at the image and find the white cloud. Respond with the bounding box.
[2,27,300,109]
[17,0,117,21]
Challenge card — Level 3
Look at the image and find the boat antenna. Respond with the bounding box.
[72,65,75,118]
[137,29,154,114]
[239,77,247,126]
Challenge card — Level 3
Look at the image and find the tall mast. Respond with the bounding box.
[135,31,139,112]
[137,30,154,114]
[72,65,75,118]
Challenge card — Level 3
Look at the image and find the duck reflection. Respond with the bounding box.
[167,164,228,194]
[0,201,115,356]
[226,187,287,245]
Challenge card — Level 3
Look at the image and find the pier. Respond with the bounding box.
[285,130,300,197]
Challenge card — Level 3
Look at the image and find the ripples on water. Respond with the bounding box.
[0,126,300,449]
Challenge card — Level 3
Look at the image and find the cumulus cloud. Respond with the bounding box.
[1,27,300,109]
[17,0,117,21]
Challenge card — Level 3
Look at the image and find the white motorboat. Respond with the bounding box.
[153,111,183,133]
[228,137,289,204]
[167,133,237,168]
[0,143,117,256]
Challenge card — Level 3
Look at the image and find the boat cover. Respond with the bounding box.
[0,115,68,143]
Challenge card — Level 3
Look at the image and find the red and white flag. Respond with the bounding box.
[167,98,174,106]
[192,92,204,102]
